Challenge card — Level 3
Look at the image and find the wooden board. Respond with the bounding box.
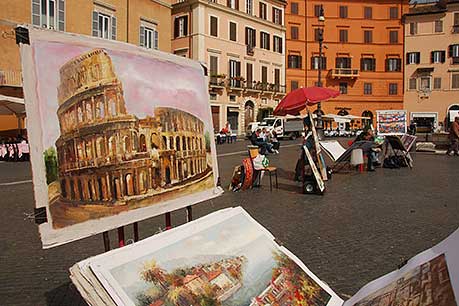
[307,108,328,181]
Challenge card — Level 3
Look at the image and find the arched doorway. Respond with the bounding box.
[139,134,147,152]
[165,167,171,185]
[244,100,255,130]
[447,104,459,129]
[361,110,373,128]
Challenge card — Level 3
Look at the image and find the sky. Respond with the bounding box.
[31,40,211,149]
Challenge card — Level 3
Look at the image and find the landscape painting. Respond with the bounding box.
[20,28,221,248]
[89,208,336,306]
[352,254,455,306]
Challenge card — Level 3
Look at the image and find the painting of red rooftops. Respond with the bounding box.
[86,207,342,306]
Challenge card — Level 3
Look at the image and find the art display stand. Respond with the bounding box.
[307,108,328,181]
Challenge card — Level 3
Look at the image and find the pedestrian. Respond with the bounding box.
[446,116,459,156]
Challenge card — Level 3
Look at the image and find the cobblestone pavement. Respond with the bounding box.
[1,138,458,305]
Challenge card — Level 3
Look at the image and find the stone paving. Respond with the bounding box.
[0,138,458,305]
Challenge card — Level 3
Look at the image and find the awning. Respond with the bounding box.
[416,67,434,74]
[0,94,25,116]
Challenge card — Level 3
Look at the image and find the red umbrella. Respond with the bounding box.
[273,86,340,116]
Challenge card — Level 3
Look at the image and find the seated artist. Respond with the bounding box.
[250,128,274,155]
[356,128,381,171]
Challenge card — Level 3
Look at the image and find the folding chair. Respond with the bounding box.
[384,135,413,169]
[247,146,278,191]
[320,140,374,173]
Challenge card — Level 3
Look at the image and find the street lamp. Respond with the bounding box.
[316,5,325,134]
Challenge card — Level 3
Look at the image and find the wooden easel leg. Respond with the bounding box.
[186,206,193,222]
[133,222,139,242]
[117,227,125,247]
[103,231,110,252]
[165,212,172,230]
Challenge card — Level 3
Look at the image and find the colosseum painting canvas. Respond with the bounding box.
[20,28,221,248]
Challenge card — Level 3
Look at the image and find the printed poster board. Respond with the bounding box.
[303,145,325,193]
[376,110,407,135]
[19,27,222,248]
[70,207,344,306]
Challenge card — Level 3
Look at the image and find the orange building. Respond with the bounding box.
[285,0,408,129]
[0,0,172,136]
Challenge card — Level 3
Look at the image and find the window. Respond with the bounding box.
[389,7,398,19]
[227,0,238,10]
[407,52,420,64]
[435,20,443,33]
[246,63,253,86]
[431,51,446,63]
[32,0,65,30]
[210,16,218,37]
[434,77,442,90]
[409,22,417,35]
[228,60,241,87]
[92,11,116,40]
[229,22,237,41]
[229,95,236,102]
[364,83,372,95]
[291,2,299,15]
[259,2,267,20]
[210,93,217,100]
[311,56,326,70]
[273,36,283,53]
[272,8,282,25]
[261,66,268,85]
[419,77,431,91]
[386,58,401,71]
[291,80,299,90]
[339,6,348,18]
[409,78,417,90]
[274,68,280,86]
[389,83,398,95]
[174,16,188,38]
[291,26,299,40]
[389,31,398,44]
[209,55,218,84]
[260,32,270,50]
[288,55,302,69]
[453,13,459,34]
[140,25,158,50]
[336,57,351,68]
[361,58,376,71]
[314,5,321,17]
[245,27,256,47]
[339,29,348,43]
[452,74,459,89]
[246,0,253,15]
[339,82,348,94]
[449,44,459,63]
[364,7,372,19]
[364,30,372,43]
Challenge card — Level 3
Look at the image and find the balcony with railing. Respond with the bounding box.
[329,68,360,79]
[228,77,244,91]
[0,70,22,87]
[209,74,226,89]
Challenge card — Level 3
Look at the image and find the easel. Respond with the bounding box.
[102,205,194,251]
[306,108,328,181]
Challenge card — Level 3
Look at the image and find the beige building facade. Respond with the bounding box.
[0,0,172,134]
[172,0,287,135]
[404,0,459,131]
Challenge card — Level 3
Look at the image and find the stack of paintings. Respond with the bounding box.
[70,206,459,306]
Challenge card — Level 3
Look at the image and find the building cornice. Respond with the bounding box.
[172,0,286,32]
[150,0,172,9]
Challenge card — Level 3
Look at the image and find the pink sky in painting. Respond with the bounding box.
[32,40,211,149]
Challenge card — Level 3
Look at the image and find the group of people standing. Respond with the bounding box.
[0,136,30,162]
[250,127,280,155]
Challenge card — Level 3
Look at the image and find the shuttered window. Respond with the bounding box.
[174,16,188,38]
[92,11,116,40]
[386,58,401,71]
[260,32,270,50]
[339,6,348,18]
[32,0,65,31]
[245,27,256,47]
[288,55,302,69]
[364,30,372,43]
[246,63,253,85]
[140,25,158,50]
[291,26,299,40]
[272,8,282,25]
[361,58,376,71]
[364,7,372,19]
[389,31,398,44]
[406,52,420,64]
[389,83,398,95]
[339,29,348,43]
[389,7,398,19]
[431,51,446,63]
[291,80,299,90]
[273,36,282,53]
[291,2,298,15]
[259,3,267,20]
[210,16,218,37]
[229,22,237,41]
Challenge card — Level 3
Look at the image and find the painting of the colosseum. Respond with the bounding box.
[21,29,219,247]
[43,48,216,229]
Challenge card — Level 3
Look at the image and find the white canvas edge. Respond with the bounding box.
[279,246,344,306]
[319,140,346,162]
[19,26,222,248]
[375,110,408,136]
[343,227,459,306]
